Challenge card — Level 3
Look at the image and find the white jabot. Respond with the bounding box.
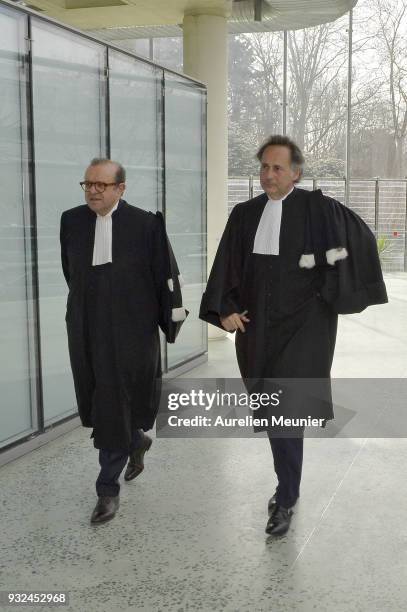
[252,187,294,255]
[92,200,120,266]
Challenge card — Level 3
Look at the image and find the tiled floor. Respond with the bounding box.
[1,274,406,611]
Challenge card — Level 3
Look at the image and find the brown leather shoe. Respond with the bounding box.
[124,433,153,481]
[90,496,119,524]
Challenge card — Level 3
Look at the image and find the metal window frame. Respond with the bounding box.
[0,0,208,455]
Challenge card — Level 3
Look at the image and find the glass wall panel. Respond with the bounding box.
[0,7,36,447]
[164,74,207,368]
[351,0,407,179]
[109,51,161,212]
[31,20,106,424]
[287,16,348,184]
[125,38,151,58]
[351,0,407,272]
[154,37,183,73]
[228,32,284,175]
[117,37,183,72]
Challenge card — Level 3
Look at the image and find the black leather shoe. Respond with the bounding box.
[265,505,293,536]
[268,494,277,516]
[124,433,153,481]
[90,496,119,524]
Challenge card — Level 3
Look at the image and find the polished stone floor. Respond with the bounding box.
[0,274,406,611]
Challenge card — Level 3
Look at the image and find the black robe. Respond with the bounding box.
[199,188,387,429]
[60,199,186,450]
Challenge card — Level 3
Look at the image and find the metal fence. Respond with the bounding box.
[228,177,407,272]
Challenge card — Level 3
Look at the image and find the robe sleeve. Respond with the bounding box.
[60,211,70,286]
[303,191,387,313]
[199,204,244,330]
[150,212,188,343]
[328,204,388,314]
[308,195,387,313]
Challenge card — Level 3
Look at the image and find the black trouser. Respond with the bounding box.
[96,429,143,497]
[267,433,304,509]
[250,254,308,510]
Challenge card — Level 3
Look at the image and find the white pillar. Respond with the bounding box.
[183,13,228,340]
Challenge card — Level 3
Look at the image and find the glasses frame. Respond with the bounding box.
[79,181,119,193]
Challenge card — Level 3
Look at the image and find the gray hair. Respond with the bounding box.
[88,158,126,183]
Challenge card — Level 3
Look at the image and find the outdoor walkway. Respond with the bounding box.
[1,274,406,612]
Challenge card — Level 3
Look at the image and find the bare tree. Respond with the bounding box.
[228,0,407,178]
[229,21,351,174]
[288,18,348,159]
[370,0,407,176]
[247,32,284,140]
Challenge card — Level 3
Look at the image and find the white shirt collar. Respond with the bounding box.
[96,199,120,219]
[268,186,295,204]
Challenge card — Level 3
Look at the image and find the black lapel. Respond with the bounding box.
[83,205,96,267]
[279,187,307,255]
[111,199,128,261]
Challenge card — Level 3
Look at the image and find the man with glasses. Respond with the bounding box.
[60,158,187,524]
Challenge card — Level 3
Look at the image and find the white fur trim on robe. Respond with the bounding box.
[171,307,187,322]
[326,247,348,265]
[167,275,184,292]
[299,254,316,269]
[299,248,348,268]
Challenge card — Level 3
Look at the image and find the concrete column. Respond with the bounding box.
[183,13,228,340]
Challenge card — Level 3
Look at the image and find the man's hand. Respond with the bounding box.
[220,310,250,333]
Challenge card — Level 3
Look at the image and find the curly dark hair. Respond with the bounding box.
[256,135,304,182]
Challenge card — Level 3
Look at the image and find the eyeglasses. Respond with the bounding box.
[80,181,118,193]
